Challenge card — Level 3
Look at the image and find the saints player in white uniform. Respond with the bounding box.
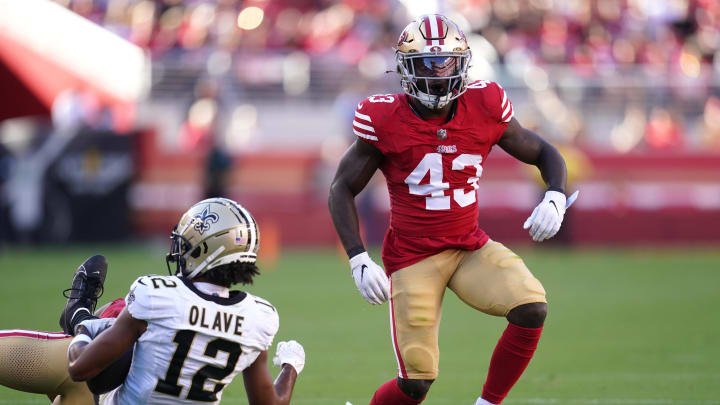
[66,198,306,405]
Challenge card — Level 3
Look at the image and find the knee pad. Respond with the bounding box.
[402,344,437,377]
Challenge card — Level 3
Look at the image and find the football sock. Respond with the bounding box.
[70,312,97,336]
[369,379,425,405]
[481,323,543,404]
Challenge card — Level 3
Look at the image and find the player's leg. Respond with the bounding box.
[447,239,547,405]
[0,330,94,405]
[369,250,461,405]
[59,255,108,335]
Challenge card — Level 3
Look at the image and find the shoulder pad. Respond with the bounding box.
[240,294,279,351]
[465,80,513,123]
[125,275,180,322]
[352,94,403,143]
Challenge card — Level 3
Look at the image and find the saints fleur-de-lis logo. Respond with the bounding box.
[193,205,219,235]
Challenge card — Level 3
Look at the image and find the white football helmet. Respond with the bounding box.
[166,198,260,280]
[395,14,472,109]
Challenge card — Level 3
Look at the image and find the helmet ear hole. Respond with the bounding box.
[190,246,202,258]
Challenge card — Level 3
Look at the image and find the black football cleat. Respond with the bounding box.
[59,254,108,335]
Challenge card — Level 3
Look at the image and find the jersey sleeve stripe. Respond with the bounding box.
[254,300,276,312]
[353,120,375,133]
[354,111,372,122]
[501,101,512,119]
[501,90,508,110]
[353,128,378,141]
[502,103,513,122]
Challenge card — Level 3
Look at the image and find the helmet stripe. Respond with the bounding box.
[423,16,432,46]
[436,15,445,45]
[429,15,439,46]
[235,203,258,254]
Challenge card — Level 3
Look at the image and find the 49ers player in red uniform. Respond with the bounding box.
[328,15,574,405]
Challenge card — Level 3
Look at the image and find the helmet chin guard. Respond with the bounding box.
[395,15,472,110]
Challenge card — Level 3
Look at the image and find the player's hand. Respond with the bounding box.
[272,340,305,374]
[523,190,567,242]
[349,252,390,305]
[77,317,115,338]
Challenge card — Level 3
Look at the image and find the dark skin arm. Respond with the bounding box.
[68,310,299,405]
[67,308,146,381]
[498,118,567,193]
[243,351,298,405]
[328,108,566,255]
[328,139,384,255]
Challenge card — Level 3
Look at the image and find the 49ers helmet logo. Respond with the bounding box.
[397,30,408,47]
[193,205,219,235]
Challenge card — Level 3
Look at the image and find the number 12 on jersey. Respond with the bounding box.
[155,330,241,402]
[404,153,483,210]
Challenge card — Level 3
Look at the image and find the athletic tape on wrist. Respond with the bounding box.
[67,334,92,357]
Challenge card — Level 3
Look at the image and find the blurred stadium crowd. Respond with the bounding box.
[52,0,720,151]
[2,0,720,245]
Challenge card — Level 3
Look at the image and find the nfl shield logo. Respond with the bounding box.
[436,129,447,140]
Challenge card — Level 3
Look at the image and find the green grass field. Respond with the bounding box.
[0,244,719,405]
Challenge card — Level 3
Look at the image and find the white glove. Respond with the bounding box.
[77,317,115,338]
[523,190,567,242]
[272,340,305,374]
[349,252,390,305]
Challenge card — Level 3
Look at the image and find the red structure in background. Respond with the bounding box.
[132,130,720,247]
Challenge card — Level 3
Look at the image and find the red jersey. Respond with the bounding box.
[352,80,514,273]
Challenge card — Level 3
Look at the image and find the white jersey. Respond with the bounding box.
[104,275,279,405]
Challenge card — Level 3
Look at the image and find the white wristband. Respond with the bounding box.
[67,334,92,357]
[349,251,370,268]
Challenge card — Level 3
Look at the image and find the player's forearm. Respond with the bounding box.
[68,310,144,381]
[67,340,94,381]
[535,141,567,193]
[272,365,298,405]
[67,339,113,381]
[328,181,366,256]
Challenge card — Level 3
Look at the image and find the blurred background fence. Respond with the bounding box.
[2,0,720,248]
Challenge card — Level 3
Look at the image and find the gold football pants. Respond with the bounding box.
[0,330,94,405]
[389,240,547,379]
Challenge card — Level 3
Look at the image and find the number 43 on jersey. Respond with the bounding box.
[404,153,483,210]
